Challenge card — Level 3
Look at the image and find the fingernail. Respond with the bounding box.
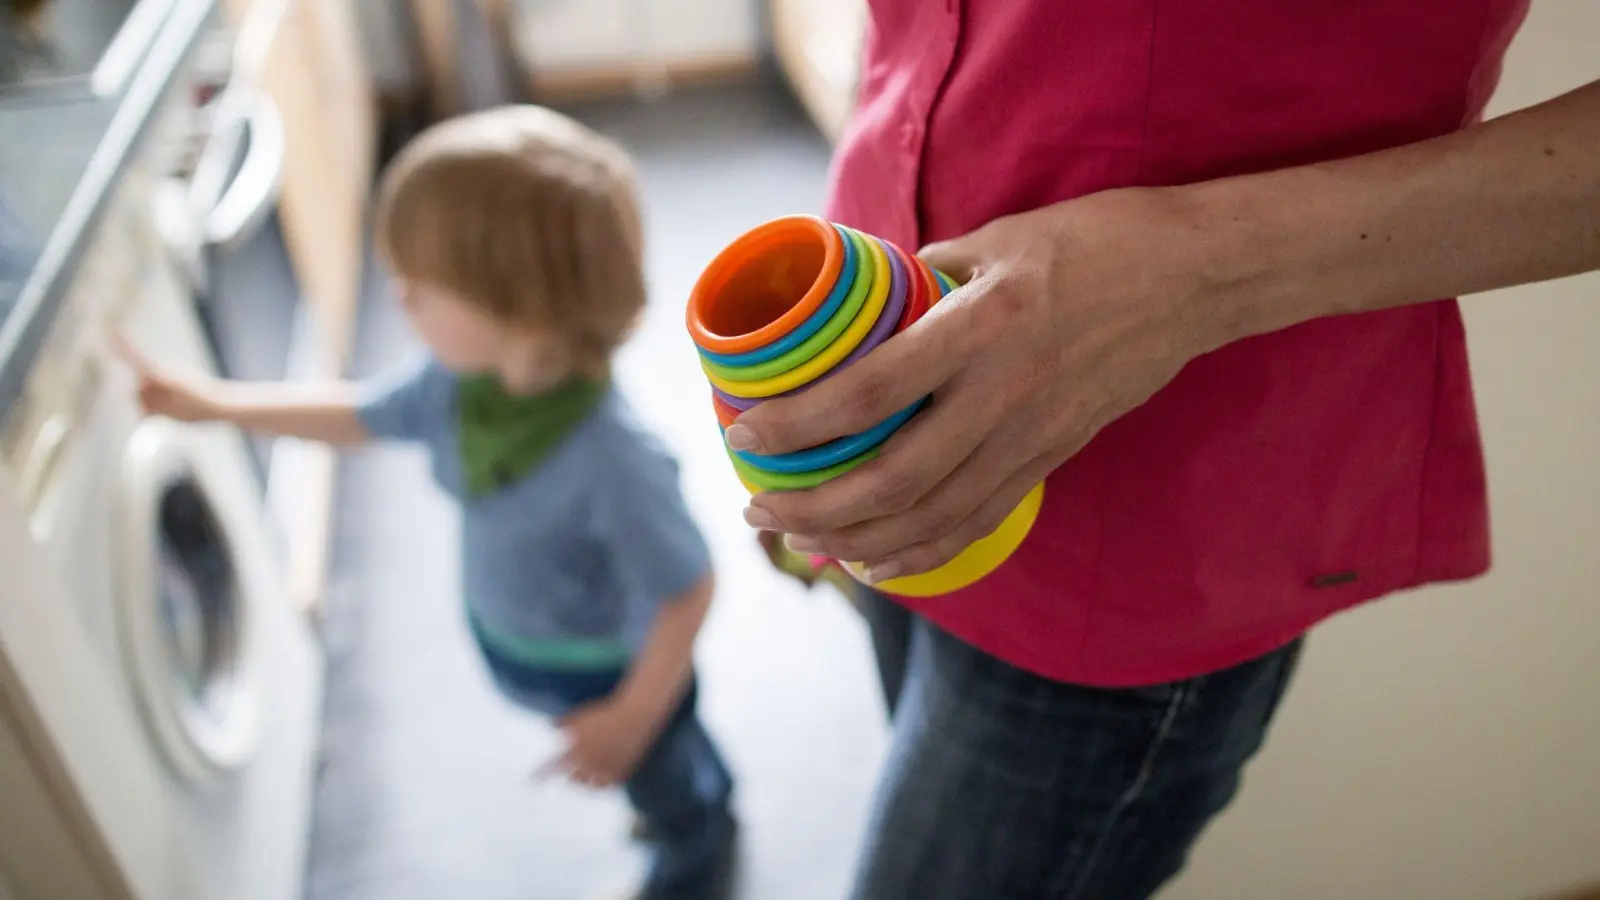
[863,561,904,583]
[743,506,780,530]
[785,534,821,554]
[724,424,761,452]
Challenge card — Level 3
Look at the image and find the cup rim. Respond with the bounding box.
[702,228,895,399]
[685,215,844,354]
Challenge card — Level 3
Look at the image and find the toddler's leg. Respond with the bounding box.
[624,680,736,899]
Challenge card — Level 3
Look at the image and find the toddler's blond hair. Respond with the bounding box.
[375,105,645,377]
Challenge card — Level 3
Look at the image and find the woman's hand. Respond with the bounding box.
[727,80,1600,584]
[727,188,1237,582]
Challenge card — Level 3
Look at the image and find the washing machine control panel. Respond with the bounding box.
[1,178,151,512]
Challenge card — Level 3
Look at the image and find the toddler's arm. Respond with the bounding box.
[611,572,714,727]
[543,572,714,787]
[115,335,371,446]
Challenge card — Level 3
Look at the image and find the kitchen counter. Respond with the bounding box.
[0,0,217,417]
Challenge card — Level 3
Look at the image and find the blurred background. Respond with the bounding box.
[0,1,1595,899]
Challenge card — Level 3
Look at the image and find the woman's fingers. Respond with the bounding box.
[748,366,1007,536]
[777,415,1041,564]
[861,464,1046,582]
[727,300,971,457]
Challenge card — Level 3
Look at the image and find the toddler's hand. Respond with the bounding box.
[538,698,657,789]
[759,530,821,590]
[113,334,221,423]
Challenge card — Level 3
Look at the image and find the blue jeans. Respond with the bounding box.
[851,605,1302,900]
[473,631,736,899]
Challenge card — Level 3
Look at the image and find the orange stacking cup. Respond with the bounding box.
[686,216,846,356]
[687,215,1044,598]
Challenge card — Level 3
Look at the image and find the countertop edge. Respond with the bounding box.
[0,0,219,419]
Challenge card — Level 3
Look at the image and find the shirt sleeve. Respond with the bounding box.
[356,355,455,443]
[590,426,713,607]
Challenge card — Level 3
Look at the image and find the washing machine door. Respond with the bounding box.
[117,420,261,783]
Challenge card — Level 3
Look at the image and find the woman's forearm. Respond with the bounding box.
[209,382,372,446]
[612,573,714,729]
[1190,78,1600,346]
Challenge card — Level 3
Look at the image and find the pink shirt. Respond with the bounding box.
[825,0,1531,686]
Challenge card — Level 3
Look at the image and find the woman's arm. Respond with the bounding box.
[1199,79,1600,346]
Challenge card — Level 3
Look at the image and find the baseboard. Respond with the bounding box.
[527,52,761,105]
[1544,886,1600,900]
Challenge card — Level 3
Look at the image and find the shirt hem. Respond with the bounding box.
[917,566,1491,689]
[468,613,633,671]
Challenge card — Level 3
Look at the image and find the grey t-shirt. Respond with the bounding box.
[357,356,712,669]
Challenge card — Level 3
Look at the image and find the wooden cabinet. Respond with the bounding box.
[222,0,376,615]
[229,0,374,367]
[768,0,865,143]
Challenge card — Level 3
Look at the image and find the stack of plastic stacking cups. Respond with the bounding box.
[685,215,1044,597]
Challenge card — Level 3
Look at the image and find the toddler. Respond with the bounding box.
[121,106,735,900]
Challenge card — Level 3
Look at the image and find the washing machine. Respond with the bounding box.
[0,162,322,898]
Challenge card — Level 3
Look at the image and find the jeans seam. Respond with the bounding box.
[1060,680,1195,900]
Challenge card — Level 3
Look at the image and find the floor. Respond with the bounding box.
[304,82,891,900]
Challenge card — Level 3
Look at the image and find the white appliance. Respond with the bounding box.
[0,119,321,900]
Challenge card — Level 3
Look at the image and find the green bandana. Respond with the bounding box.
[456,376,607,496]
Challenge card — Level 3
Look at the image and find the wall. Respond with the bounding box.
[1161,4,1600,900]
[513,0,758,72]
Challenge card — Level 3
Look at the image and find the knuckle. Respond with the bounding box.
[867,468,922,514]
[952,292,1015,355]
[900,543,958,578]
[768,497,820,535]
[988,280,1031,320]
[954,495,1011,544]
[745,417,791,451]
[843,371,892,424]
[819,534,865,562]
[908,504,961,544]
[971,508,1009,541]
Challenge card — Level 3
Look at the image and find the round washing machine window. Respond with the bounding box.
[119,421,262,783]
[155,480,241,727]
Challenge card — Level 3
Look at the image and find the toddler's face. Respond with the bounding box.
[397,280,568,393]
